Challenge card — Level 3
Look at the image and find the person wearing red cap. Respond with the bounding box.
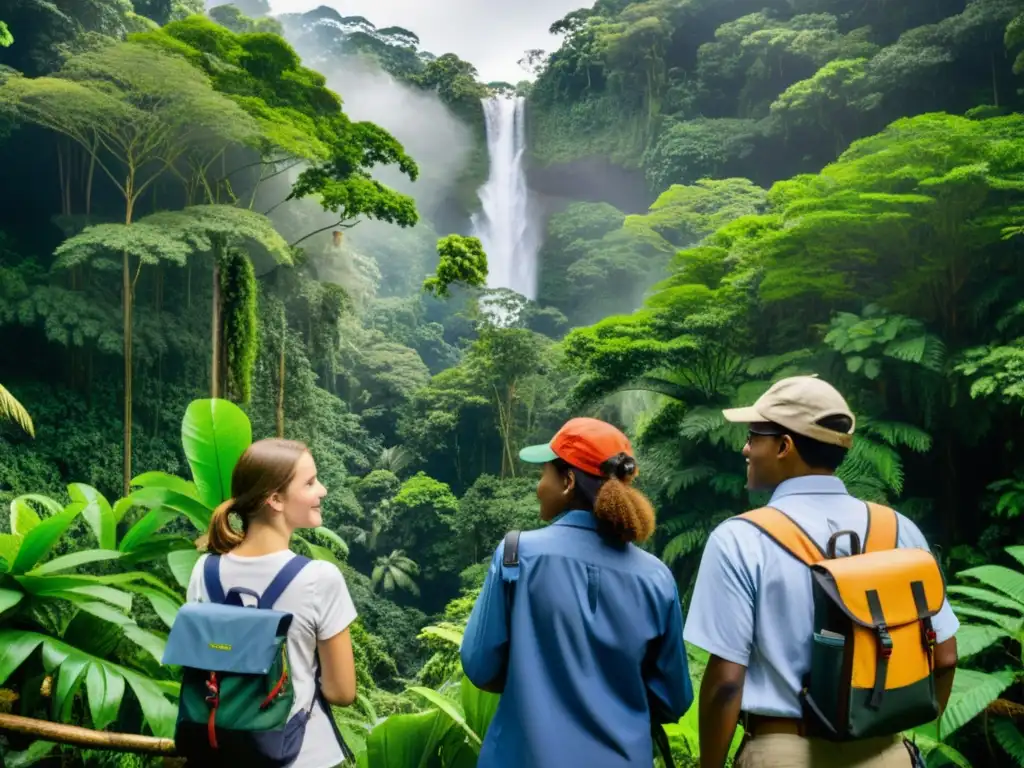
[460,417,693,768]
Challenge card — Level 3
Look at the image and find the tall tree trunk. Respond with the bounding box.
[211,257,221,399]
[276,307,286,438]
[122,172,137,498]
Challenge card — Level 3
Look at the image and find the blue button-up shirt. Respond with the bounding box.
[460,510,693,767]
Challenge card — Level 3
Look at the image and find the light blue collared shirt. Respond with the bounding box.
[460,510,693,767]
[683,475,960,717]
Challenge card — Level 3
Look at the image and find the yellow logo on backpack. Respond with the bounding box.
[738,503,945,741]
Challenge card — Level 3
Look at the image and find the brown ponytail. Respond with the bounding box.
[204,438,310,554]
[592,452,655,544]
[553,453,656,544]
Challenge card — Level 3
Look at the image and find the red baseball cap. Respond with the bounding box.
[519,417,633,477]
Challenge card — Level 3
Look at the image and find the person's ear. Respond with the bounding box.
[778,435,795,459]
[564,470,577,495]
[267,492,285,513]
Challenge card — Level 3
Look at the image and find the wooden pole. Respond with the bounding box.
[0,713,176,755]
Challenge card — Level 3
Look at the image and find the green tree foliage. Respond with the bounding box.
[423,234,488,299]
[529,0,1024,189]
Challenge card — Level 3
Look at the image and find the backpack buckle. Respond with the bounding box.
[205,672,220,706]
[878,625,893,659]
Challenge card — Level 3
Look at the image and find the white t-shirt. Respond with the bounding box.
[187,550,358,768]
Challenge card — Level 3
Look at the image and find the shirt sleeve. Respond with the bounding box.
[186,554,207,603]
[460,541,511,689]
[897,515,960,644]
[682,522,757,666]
[314,562,358,641]
[645,576,694,723]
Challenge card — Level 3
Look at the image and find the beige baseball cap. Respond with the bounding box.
[722,375,855,448]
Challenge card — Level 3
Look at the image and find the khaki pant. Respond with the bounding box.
[735,733,916,767]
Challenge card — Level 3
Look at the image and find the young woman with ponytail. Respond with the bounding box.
[460,417,694,768]
[187,439,357,768]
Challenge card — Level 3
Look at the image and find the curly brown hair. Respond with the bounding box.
[553,453,656,544]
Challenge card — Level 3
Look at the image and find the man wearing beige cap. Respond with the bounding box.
[682,376,959,767]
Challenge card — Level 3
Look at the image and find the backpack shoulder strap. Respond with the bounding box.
[502,530,521,568]
[203,554,226,604]
[735,507,826,566]
[259,554,313,609]
[863,502,899,553]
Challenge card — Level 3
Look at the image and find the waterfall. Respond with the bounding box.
[471,96,540,302]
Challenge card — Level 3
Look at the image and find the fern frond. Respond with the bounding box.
[666,465,716,496]
[679,407,726,439]
[0,384,34,437]
[952,624,1010,660]
[949,605,1022,634]
[957,564,1024,605]
[939,668,1018,739]
[993,717,1024,767]
[662,529,710,566]
[1006,545,1024,571]
[745,349,815,375]
[839,436,903,495]
[947,585,1024,615]
[859,418,932,453]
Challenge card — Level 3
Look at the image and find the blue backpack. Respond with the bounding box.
[163,554,351,766]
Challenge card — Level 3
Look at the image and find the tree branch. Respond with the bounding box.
[289,219,358,248]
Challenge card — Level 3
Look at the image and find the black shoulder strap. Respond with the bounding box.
[503,530,521,567]
[653,721,676,768]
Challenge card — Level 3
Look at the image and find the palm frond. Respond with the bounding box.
[0,384,34,437]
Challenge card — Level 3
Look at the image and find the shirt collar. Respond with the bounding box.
[769,474,848,502]
[551,509,599,530]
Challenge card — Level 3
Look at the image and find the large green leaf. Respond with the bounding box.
[365,710,453,768]
[86,661,125,730]
[10,498,41,536]
[181,398,252,509]
[0,533,22,569]
[168,547,202,589]
[0,631,44,684]
[67,483,116,550]
[418,624,464,649]
[0,630,176,738]
[10,503,82,574]
[118,508,178,553]
[408,686,481,749]
[131,471,200,500]
[16,570,180,599]
[0,587,24,616]
[129,584,182,628]
[27,549,122,576]
[460,676,499,743]
[120,485,212,532]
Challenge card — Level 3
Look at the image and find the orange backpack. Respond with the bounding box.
[737,502,946,740]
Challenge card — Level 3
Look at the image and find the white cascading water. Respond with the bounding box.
[471,96,541,301]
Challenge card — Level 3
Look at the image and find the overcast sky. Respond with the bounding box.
[269,0,587,83]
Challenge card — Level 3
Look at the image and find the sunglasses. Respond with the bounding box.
[746,424,787,442]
